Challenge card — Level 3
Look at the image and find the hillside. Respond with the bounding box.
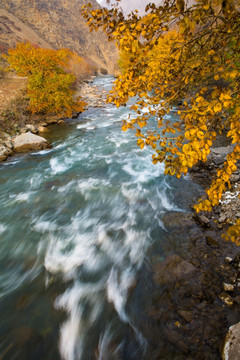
[0,0,118,73]
[0,8,51,52]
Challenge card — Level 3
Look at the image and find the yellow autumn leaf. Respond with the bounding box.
[213,103,222,113]
[229,70,238,79]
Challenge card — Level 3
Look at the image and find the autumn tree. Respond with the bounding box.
[65,52,92,81]
[82,0,240,243]
[4,42,86,116]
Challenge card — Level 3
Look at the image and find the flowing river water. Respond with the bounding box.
[0,76,229,360]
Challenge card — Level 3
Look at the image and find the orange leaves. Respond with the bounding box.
[5,42,85,116]
[137,138,145,149]
[224,219,240,246]
[65,52,92,80]
[213,102,222,113]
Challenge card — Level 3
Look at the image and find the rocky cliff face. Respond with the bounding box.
[0,0,117,73]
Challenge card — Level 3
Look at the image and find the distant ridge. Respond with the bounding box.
[0,0,118,73]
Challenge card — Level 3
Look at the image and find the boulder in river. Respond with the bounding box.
[222,322,240,360]
[12,133,50,153]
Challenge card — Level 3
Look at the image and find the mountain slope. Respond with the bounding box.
[0,8,51,52]
[1,0,117,73]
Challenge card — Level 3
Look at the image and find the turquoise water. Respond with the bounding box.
[0,76,202,360]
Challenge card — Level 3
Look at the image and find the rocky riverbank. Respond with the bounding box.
[144,207,240,360]
[0,115,68,162]
[143,144,240,360]
[190,144,240,231]
[0,76,107,162]
[76,78,108,108]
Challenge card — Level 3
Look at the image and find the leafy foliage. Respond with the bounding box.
[82,0,240,242]
[4,42,86,116]
[65,52,92,81]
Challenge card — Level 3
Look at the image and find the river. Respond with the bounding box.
[0,76,209,359]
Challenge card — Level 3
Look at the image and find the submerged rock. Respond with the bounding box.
[153,254,197,284]
[222,322,240,360]
[12,133,50,153]
[206,235,219,248]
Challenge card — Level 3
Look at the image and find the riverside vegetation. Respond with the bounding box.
[0,42,94,156]
[2,42,89,117]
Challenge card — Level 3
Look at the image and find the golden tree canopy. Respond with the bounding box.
[5,42,86,116]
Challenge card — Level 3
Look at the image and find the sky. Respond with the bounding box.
[97,0,160,15]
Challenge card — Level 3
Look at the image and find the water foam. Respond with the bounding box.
[0,224,6,234]
[50,158,70,174]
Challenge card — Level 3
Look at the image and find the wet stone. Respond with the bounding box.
[206,235,219,248]
[178,310,193,323]
[57,120,65,125]
[194,214,210,227]
[164,328,189,353]
[153,255,197,284]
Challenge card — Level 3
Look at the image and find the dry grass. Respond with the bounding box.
[0,77,27,112]
[0,77,31,135]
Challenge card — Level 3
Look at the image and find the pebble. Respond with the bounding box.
[223,283,234,292]
[194,214,210,227]
[225,257,233,264]
[219,292,234,306]
[219,215,227,223]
